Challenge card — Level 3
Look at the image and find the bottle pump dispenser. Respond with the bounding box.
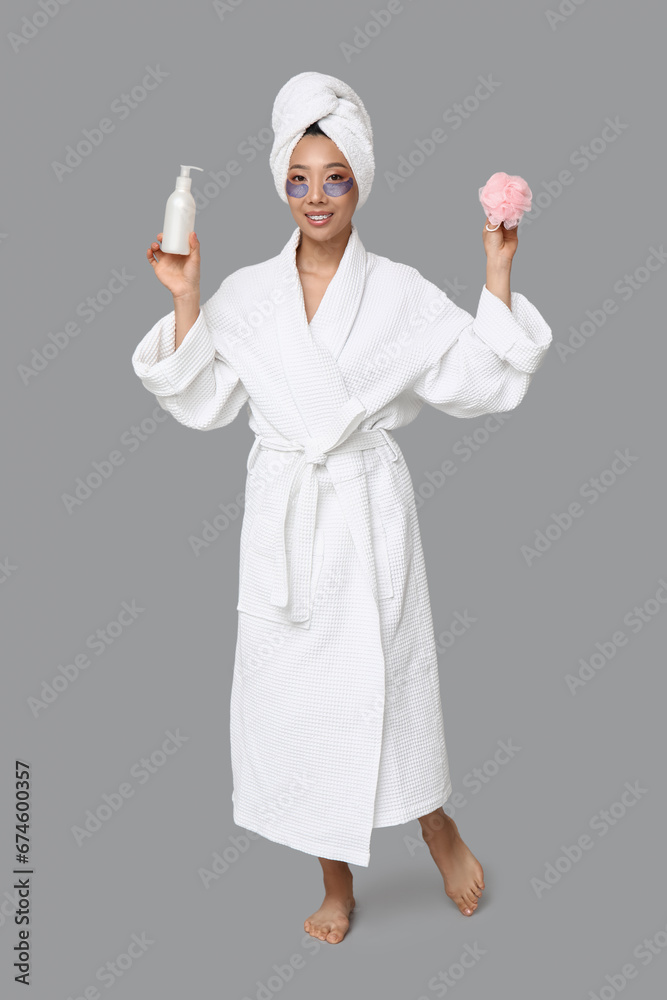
[160,165,203,255]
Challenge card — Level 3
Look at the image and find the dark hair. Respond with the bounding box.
[301,121,327,138]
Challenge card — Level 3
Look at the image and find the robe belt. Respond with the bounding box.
[246,420,399,622]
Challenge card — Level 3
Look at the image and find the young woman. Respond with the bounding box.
[133,71,552,945]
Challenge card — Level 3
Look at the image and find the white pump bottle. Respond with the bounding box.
[160,165,203,255]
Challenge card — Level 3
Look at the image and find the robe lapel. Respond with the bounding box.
[268,223,381,612]
[307,224,368,362]
[273,222,367,434]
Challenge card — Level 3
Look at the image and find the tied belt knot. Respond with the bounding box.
[301,438,328,466]
[244,399,398,623]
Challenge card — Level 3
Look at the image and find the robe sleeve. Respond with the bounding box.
[131,277,250,431]
[409,283,552,419]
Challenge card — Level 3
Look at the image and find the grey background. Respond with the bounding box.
[2,0,665,996]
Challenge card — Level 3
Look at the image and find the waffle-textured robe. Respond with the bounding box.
[131,222,552,866]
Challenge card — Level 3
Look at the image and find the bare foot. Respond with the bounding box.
[304,894,355,944]
[419,808,485,917]
[304,859,355,944]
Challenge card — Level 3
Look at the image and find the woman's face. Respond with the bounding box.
[286,134,359,243]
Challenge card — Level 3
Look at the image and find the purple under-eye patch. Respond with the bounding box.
[286,179,308,197]
[323,178,353,196]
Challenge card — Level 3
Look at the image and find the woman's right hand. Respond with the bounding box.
[146,231,200,301]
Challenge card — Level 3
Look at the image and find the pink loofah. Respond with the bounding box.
[478,171,532,230]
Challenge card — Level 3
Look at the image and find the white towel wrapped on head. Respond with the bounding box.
[269,70,375,209]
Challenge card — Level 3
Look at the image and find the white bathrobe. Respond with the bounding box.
[132,223,552,866]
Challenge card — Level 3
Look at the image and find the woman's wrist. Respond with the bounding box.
[173,295,201,350]
[173,289,200,306]
[485,261,511,310]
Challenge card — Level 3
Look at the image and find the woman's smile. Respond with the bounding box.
[304,212,334,226]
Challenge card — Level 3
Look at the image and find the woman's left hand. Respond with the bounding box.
[482,217,519,268]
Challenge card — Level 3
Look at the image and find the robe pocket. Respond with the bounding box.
[237,526,326,626]
[327,451,367,482]
[371,520,394,600]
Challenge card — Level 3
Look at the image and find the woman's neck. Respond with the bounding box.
[295,221,352,277]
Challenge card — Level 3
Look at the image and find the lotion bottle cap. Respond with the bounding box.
[175,165,203,191]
